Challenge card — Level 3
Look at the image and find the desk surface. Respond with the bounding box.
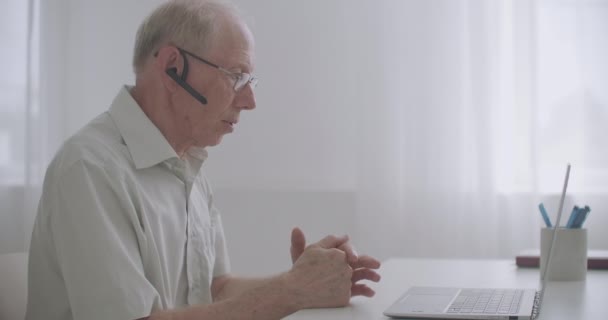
[286,258,608,320]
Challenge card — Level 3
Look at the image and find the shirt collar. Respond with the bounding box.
[109,85,181,169]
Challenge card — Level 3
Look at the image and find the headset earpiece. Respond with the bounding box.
[165,67,208,105]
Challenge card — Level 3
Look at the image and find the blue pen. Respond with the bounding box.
[538,203,552,228]
[566,206,580,228]
[572,207,591,228]
[569,207,582,228]
[579,206,591,227]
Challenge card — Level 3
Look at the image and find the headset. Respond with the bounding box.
[165,51,208,105]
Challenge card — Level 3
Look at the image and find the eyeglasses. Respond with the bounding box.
[176,47,258,92]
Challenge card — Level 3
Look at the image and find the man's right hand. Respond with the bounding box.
[284,235,353,309]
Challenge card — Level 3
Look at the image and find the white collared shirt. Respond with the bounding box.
[26,86,230,320]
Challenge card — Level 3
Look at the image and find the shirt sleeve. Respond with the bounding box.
[200,173,231,278]
[49,159,160,320]
[211,207,231,277]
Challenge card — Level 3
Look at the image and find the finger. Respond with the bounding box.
[351,255,381,270]
[338,242,359,264]
[351,284,375,297]
[290,227,307,263]
[316,234,349,250]
[351,268,381,283]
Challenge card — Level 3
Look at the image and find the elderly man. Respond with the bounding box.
[26,1,380,320]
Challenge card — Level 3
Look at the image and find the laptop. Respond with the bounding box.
[384,164,572,320]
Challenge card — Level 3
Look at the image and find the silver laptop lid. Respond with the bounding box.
[538,163,571,304]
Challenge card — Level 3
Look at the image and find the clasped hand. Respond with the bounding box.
[287,227,381,308]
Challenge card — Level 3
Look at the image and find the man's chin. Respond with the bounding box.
[206,136,224,147]
[195,133,226,148]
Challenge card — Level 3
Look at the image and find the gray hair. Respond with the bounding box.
[132,0,241,74]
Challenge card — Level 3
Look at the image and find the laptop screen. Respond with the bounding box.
[538,163,571,304]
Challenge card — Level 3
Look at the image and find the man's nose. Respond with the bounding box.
[234,84,256,110]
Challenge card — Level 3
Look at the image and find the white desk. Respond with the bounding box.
[286,258,608,319]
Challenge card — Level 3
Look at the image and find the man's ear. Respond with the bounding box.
[155,46,182,92]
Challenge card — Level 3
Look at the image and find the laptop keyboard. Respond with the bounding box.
[447,289,523,315]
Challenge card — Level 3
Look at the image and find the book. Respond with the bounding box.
[516,249,608,269]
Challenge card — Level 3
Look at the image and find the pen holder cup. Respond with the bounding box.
[540,227,587,281]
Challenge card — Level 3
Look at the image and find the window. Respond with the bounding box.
[0,0,39,186]
[493,0,608,193]
[536,0,608,193]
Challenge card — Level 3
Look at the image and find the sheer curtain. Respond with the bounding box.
[0,0,40,254]
[0,0,66,254]
[353,0,608,260]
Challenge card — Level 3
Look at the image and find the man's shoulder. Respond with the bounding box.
[47,112,131,181]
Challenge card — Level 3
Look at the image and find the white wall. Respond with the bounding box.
[216,190,356,275]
